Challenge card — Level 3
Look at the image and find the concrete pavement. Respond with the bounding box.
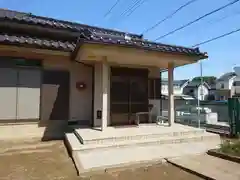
[167,154,240,180]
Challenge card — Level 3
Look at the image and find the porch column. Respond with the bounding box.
[101,60,110,131]
[168,63,175,126]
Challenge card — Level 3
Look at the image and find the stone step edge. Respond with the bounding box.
[78,134,220,152]
[66,133,220,152]
[75,129,206,145]
[65,133,81,151]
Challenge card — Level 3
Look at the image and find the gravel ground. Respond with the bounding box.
[0,140,203,180]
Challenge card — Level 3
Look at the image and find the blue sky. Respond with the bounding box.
[1,0,240,79]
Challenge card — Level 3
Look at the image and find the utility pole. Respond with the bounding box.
[197,60,203,128]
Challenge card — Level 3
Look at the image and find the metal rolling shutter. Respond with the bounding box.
[0,68,17,121]
[17,69,41,120]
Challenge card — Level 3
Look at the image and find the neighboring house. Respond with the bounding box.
[215,72,236,100]
[183,81,210,100]
[208,83,216,100]
[232,66,240,96]
[161,79,189,95]
[0,9,207,139]
[216,72,236,90]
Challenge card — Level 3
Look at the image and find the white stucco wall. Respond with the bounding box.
[44,59,93,124]
[43,59,70,70]
[93,62,102,127]
[216,78,235,90]
[194,85,209,100]
[93,62,111,127]
[161,85,183,95]
[69,62,93,123]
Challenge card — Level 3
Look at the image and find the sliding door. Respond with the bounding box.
[110,67,148,125]
[129,77,148,123]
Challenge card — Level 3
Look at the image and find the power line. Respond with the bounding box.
[154,0,240,41]
[143,0,199,34]
[104,0,121,18]
[192,27,240,47]
[207,10,240,25]
[189,10,240,36]
[119,0,142,18]
[124,0,148,18]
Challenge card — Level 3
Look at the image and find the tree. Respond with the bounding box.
[192,76,217,85]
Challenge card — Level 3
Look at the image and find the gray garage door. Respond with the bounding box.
[17,69,41,120]
[0,67,41,122]
[0,68,17,121]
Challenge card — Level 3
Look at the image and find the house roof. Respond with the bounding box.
[0,34,76,52]
[218,72,236,81]
[0,9,141,39]
[186,81,212,89]
[0,9,207,57]
[161,79,189,87]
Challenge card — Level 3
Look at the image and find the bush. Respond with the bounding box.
[220,139,240,156]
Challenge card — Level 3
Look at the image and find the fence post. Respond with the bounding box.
[228,98,240,137]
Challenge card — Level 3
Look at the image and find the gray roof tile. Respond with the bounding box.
[78,31,205,56]
[0,9,207,57]
[0,34,75,51]
[0,9,141,39]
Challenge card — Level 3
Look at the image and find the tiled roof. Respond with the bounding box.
[78,30,206,56]
[0,9,141,39]
[161,79,189,86]
[0,9,207,57]
[0,34,75,51]
[187,81,203,87]
[186,81,212,89]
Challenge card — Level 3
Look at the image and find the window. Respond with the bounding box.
[200,88,204,95]
[221,83,224,89]
[233,81,240,86]
[110,67,149,117]
[220,96,225,100]
[0,57,41,67]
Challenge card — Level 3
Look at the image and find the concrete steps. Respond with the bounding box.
[68,140,221,172]
[65,127,221,173]
[65,129,220,153]
[67,132,219,153]
[74,128,206,145]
